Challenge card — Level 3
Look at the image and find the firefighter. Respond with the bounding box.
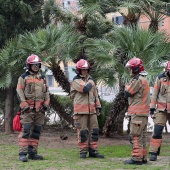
[124,58,150,165]
[149,61,170,161]
[70,59,104,159]
[16,54,50,162]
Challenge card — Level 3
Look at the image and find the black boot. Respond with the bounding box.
[149,154,157,161]
[142,158,148,164]
[124,158,143,165]
[89,148,104,158]
[19,154,28,162]
[80,152,87,158]
[28,153,43,160]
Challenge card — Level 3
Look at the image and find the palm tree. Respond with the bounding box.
[141,0,168,32]
[84,25,170,136]
[0,0,44,134]
[0,24,84,126]
[117,0,142,27]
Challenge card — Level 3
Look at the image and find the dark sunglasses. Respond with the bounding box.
[31,63,40,67]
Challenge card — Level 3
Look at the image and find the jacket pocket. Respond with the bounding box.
[130,120,142,136]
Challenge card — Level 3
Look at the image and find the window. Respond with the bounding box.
[47,75,53,87]
[112,16,124,25]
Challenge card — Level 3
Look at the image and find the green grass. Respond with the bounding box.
[0,144,170,170]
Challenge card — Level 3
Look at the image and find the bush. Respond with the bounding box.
[98,99,112,131]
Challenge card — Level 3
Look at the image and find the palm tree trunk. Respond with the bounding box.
[50,94,73,125]
[50,62,70,94]
[5,88,14,134]
[103,84,128,136]
[149,20,158,33]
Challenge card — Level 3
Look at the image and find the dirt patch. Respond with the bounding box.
[0,125,132,148]
[0,125,169,150]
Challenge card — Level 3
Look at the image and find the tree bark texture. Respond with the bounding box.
[50,62,70,94]
[5,88,14,134]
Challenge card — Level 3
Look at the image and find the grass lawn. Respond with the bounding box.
[0,143,170,170]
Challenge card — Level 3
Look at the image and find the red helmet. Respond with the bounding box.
[76,59,90,74]
[166,61,170,71]
[26,54,41,69]
[125,57,144,74]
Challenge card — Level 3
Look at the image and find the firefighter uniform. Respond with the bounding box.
[17,69,50,161]
[124,58,150,165]
[125,74,150,162]
[70,72,104,158]
[149,71,170,160]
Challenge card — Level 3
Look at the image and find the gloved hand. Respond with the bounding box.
[41,104,48,112]
[96,107,102,116]
[150,108,155,119]
[20,101,30,113]
[22,106,30,113]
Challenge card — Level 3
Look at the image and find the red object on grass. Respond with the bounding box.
[13,112,22,131]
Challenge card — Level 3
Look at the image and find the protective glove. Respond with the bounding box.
[150,108,155,119]
[41,104,48,112]
[22,106,30,113]
[96,107,102,116]
[20,101,30,113]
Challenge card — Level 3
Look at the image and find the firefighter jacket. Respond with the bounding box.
[150,72,170,113]
[70,74,101,115]
[16,70,50,112]
[125,74,150,116]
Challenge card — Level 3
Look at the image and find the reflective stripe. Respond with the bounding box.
[74,103,96,113]
[128,105,149,114]
[29,138,39,146]
[90,141,98,150]
[151,101,157,105]
[154,84,160,90]
[44,101,50,106]
[25,79,44,84]
[161,81,170,85]
[78,141,88,151]
[150,138,162,148]
[18,131,39,145]
[142,80,150,104]
[132,136,143,158]
[126,85,135,94]
[20,101,28,108]
[17,85,25,89]
[79,81,86,93]
[95,100,100,107]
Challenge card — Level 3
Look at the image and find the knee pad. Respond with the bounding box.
[22,124,32,138]
[80,129,88,143]
[31,125,42,139]
[153,124,164,139]
[91,128,99,141]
